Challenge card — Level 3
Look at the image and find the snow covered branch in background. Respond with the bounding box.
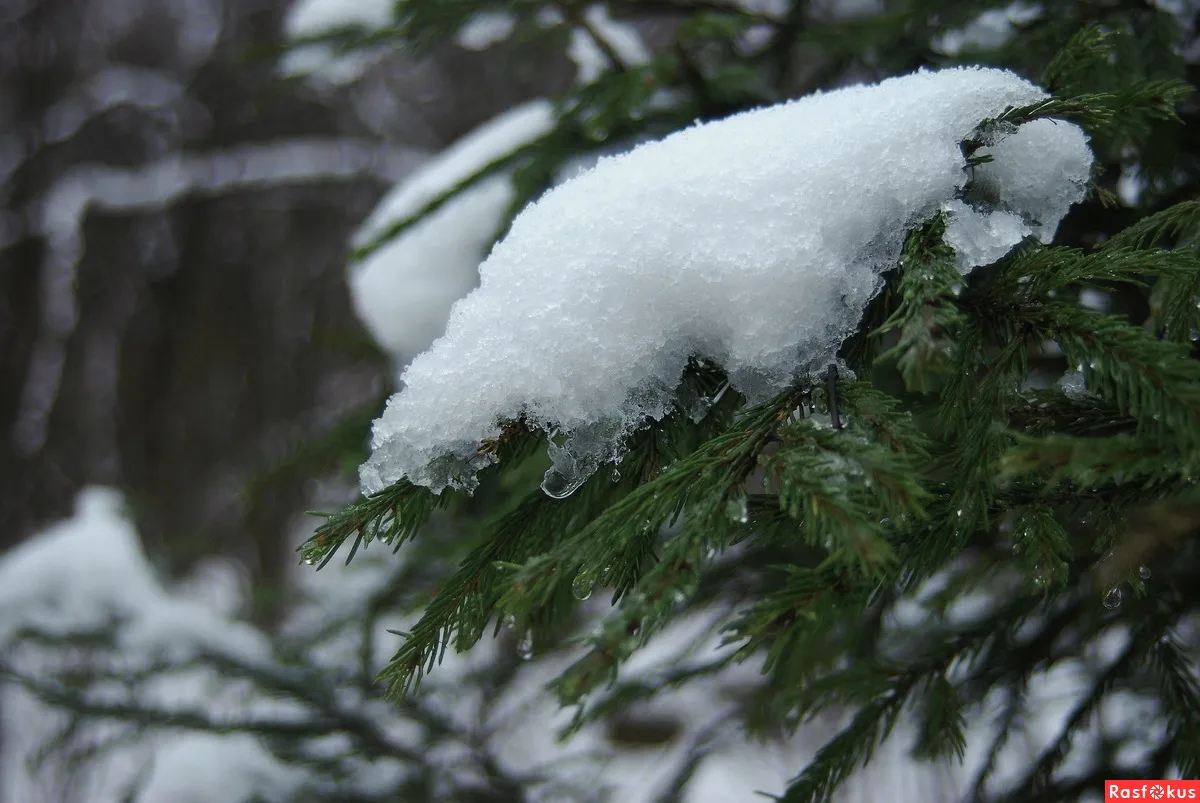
[0,489,531,803]
[359,67,1093,499]
[566,5,652,84]
[932,2,1042,57]
[349,102,556,365]
[280,0,397,85]
[12,138,424,460]
[2,488,972,803]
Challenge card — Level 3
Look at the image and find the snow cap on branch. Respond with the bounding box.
[361,67,1093,498]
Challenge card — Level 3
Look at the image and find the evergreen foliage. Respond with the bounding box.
[300,1,1200,800]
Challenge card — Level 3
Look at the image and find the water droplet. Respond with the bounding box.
[956,508,965,518]
[501,614,516,629]
[572,568,594,601]
[516,631,534,660]
[542,466,587,499]
[950,283,963,297]
[726,495,749,523]
[610,467,621,483]
[1138,565,1151,580]
[1032,565,1048,587]
[591,126,608,140]
[1103,587,1123,610]
[303,556,316,565]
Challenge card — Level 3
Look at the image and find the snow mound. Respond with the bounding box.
[361,67,1093,498]
[349,101,557,363]
[0,488,268,661]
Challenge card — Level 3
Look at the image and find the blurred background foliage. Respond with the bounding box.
[2,0,1199,800]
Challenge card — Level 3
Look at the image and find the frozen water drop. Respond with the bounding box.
[516,631,534,660]
[1138,565,1151,580]
[1058,369,1087,396]
[542,465,587,499]
[726,494,749,523]
[610,467,621,483]
[1102,587,1122,610]
[572,568,595,600]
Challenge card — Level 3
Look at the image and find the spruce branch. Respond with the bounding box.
[1010,504,1073,588]
[1040,25,1118,96]
[993,245,1200,299]
[974,79,1191,145]
[1021,304,1200,443]
[298,480,439,569]
[499,387,805,615]
[299,420,534,569]
[911,672,968,762]
[874,214,965,393]
[1104,199,1200,250]
[999,432,1199,490]
[1147,631,1200,778]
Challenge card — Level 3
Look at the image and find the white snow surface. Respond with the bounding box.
[361,67,1093,498]
[349,101,557,362]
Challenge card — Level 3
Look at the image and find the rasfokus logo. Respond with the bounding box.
[1107,781,1200,800]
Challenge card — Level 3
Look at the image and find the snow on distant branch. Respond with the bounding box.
[455,11,518,50]
[360,68,1092,500]
[0,488,267,661]
[280,0,397,84]
[567,5,652,84]
[933,2,1043,56]
[349,101,557,364]
[12,138,422,461]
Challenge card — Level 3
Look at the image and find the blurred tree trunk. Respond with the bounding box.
[0,0,572,615]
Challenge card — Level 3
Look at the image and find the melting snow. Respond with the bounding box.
[360,67,1093,498]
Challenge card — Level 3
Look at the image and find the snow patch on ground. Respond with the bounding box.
[360,67,1093,499]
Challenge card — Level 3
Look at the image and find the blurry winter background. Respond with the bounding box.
[1,0,1196,801]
